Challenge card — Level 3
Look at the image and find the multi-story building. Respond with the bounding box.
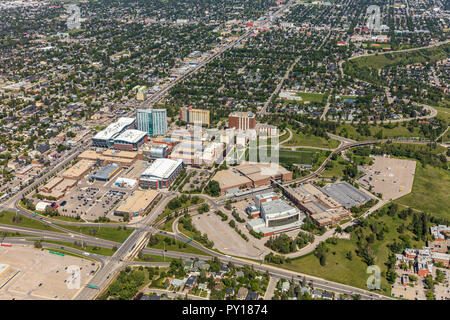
[246,198,304,236]
[228,111,256,130]
[180,107,210,125]
[139,158,183,189]
[92,117,135,148]
[136,109,167,136]
[285,183,351,227]
[113,129,148,151]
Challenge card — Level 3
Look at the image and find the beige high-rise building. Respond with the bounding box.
[180,107,210,125]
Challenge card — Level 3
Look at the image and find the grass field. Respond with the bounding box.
[348,43,450,70]
[0,211,63,233]
[134,254,178,263]
[395,162,450,220]
[56,224,134,243]
[430,106,450,143]
[270,209,426,296]
[46,215,90,223]
[147,234,209,256]
[160,218,176,232]
[296,92,326,103]
[337,123,426,141]
[279,149,314,167]
[42,239,117,256]
[319,155,349,178]
[282,126,339,148]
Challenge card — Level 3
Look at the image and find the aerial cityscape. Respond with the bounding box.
[0,0,448,307]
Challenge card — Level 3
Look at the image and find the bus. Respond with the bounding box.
[87,284,99,289]
[49,251,64,256]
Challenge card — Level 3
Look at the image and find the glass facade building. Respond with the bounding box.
[136,109,167,137]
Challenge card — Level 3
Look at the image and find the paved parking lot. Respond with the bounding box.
[357,156,416,201]
[193,211,267,260]
[59,185,127,221]
[0,245,98,300]
[181,169,210,192]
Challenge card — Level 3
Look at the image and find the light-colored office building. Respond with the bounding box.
[180,107,210,125]
[92,117,135,148]
[139,158,183,189]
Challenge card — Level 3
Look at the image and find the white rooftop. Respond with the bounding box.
[141,158,183,180]
[261,199,298,219]
[93,117,135,141]
[114,129,147,144]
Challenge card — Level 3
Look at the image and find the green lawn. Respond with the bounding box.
[134,254,178,263]
[42,240,116,256]
[282,126,339,148]
[55,224,134,243]
[270,210,426,296]
[279,149,315,167]
[160,218,176,232]
[46,215,87,223]
[337,123,426,141]
[147,234,209,256]
[296,92,326,103]
[0,211,64,233]
[435,106,450,123]
[348,43,450,70]
[433,106,450,143]
[154,198,204,225]
[320,155,349,178]
[395,162,450,220]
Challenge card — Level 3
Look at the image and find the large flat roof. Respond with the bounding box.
[261,199,298,219]
[213,169,252,190]
[90,163,120,180]
[237,162,291,177]
[102,149,138,159]
[322,182,372,208]
[115,189,158,214]
[141,158,183,180]
[62,159,94,178]
[114,129,147,144]
[93,117,135,141]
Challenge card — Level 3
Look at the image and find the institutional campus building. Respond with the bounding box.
[212,162,293,194]
[139,158,184,189]
[114,189,158,219]
[180,107,210,125]
[113,129,148,151]
[284,182,371,227]
[89,163,121,181]
[136,108,168,136]
[228,111,256,131]
[246,195,304,236]
[92,117,135,148]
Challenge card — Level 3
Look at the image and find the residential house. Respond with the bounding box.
[246,291,260,300]
[185,276,197,288]
[236,287,249,300]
